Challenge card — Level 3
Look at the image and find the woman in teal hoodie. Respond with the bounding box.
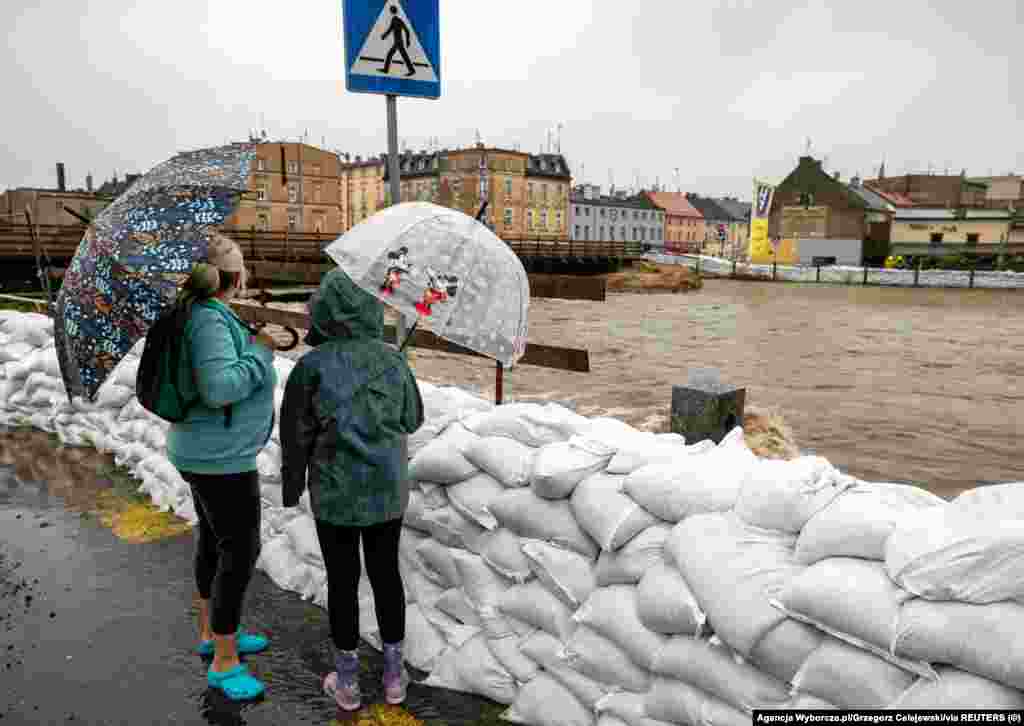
[166,235,277,702]
[280,268,424,712]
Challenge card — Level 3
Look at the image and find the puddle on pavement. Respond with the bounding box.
[0,426,191,543]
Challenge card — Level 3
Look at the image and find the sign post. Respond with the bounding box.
[342,0,441,354]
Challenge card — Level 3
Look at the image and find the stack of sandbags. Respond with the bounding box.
[0,312,61,431]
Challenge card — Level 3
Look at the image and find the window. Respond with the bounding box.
[574,206,580,216]
[599,226,605,239]
[600,208,606,218]
[585,207,591,217]
[256,182,268,202]
[527,210,534,230]
[930,233,944,244]
[633,211,639,220]
[288,213,298,231]
[555,211,562,228]
[634,228,639,241]
[584,226,590,241]
[542,184,548,200]
[642,212,648,220]
[528,183,534,200]
[287,160,298,174]
[256,158,266,171]
[609,227,615,240]
[621,226,627,239]
[540,210,548,229]
[314,214,325,233]
[313,184,322,203]
[966,233,980,244]
[257,213,269,231]
[505,178,513,196]
[574,225,580,238]
[288,183,298,203]
[504,208,513,226]
[311,164,321,177]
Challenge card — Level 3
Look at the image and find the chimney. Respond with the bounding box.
[56,162,66,192]
[86,173,94,193]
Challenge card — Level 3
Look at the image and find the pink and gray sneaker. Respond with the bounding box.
[324,648,361,711]
[383,642,410,705]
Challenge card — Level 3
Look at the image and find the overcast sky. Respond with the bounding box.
[3,0,1021,200]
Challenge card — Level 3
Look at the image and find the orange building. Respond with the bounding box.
[644,192,704,252]
[227,142,343,235]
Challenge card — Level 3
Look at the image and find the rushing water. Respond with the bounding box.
[392,279,1024,497]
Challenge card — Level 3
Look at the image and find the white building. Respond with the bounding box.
[568,185,665,249]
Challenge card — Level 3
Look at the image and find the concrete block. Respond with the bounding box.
[670,369,745,445]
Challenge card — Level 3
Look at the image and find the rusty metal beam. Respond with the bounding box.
[228,302,590,372]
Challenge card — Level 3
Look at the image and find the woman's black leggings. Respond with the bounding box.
[183,470,262,636]
[315,517,406,652]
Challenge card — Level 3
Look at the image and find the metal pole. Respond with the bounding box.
[387,94,416,357]
[495,361,504,405]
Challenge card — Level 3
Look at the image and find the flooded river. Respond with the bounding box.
[401,279,1024,497]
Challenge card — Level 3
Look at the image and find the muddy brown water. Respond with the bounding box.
[335,279,1024,498]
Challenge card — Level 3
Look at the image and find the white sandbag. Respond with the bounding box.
[950,481,1024,520]
[408,415,455,457]
[595,524,672,586]
[0,313,53,348]
[792,635,916,709]
[478,528,532,583]
[735,455,852,533]
[531,437,614,499]
[485,632,540,684]
[595,692,676,726]
[885,505,1024,604]
[0,341,33,365]
[522,539,597,608]
[561,624,652,693]
[415,538,461,588]
[446,472,504,530]
[502,674,594,726]
[645,677,747,726]
[796,482,944,564]
[498,579,575,641]
[95,383,136,410]
[260,483,284,508]
[651,635,791,714]
[434,420,482,452]
[489,489,598,559]
[572,473,659,553]
[667,512,800,657]
[463,402,586,447]
[573,585,667,670]
[408,437,479,484]
[283,515,322,564]
[775,557,932,678]
[894,599,1024,690]
[520,629,563,667]
[449,550,511,614]
[113,357,140,388]
[749,614,827,684]
[405,490,430,532]
[892,667,1024,709]
[521,633,615,708]
[416,480,449,509]
[435,588,482,626]
[419,604,481,649]
[623,431,754,523]
[420,505,487,552]
[636,560,706,635]
[463,435,535,488]
[257,535,316,593]
[605,433,703,476]
[402,603,449,671]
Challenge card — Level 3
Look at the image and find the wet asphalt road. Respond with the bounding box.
[0,435,501,726]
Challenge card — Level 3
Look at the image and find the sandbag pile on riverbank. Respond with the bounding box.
[2,310,1024,722]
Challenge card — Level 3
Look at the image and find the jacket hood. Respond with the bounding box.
[305,268,384,347]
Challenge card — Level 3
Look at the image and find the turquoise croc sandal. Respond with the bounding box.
[197,630,269,657]
[207,664,265,701]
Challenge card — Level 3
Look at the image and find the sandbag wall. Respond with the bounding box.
[2,310,1024,724]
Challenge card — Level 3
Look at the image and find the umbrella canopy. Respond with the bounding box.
[324,202,530,367]
[54,142,256,400]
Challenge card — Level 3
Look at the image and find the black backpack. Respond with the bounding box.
[136,301,235,428]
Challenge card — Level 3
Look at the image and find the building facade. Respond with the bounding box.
[685,194,734,256]
[0,188,112,227]
[568,186,663,246]
[712,197,752,259]
[866,173,988,209]
[890,208,1014,252]
[644,192,703,252]
[341,143,571,241]
[228,142,344,234]
[969,175,1024,210]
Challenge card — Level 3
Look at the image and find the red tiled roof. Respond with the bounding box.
[645,192,703,219]
[864,184,914,208]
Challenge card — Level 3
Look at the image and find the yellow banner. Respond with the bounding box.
[749,218,772,261]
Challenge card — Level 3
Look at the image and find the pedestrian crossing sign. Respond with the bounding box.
[343,0,441,99]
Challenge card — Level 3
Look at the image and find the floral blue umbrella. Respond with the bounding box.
[54,142,256,400]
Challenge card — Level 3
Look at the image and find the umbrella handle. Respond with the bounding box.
[399,319,418,352]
